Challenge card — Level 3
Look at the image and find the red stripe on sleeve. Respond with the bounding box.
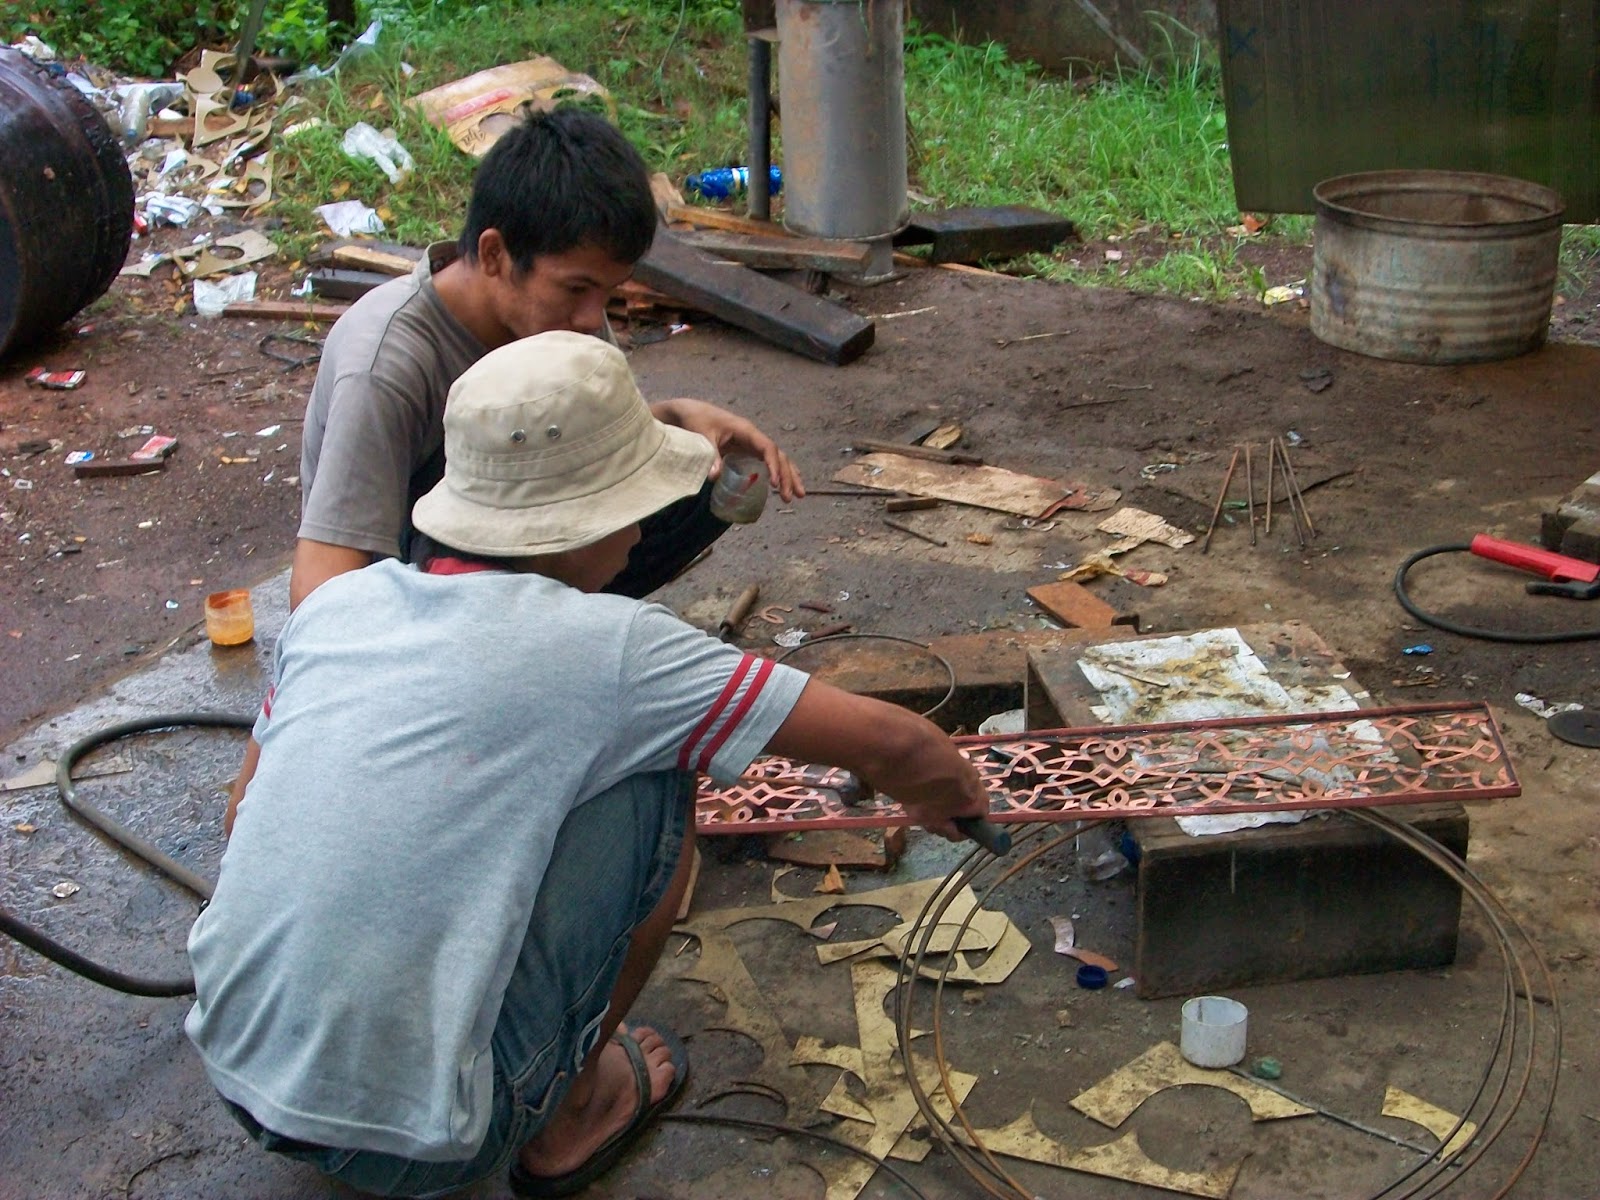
[695,657,775,773]
[260,685,275,719]
[679,655,754,771]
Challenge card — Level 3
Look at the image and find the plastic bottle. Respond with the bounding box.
[686,165,783,201]
[709,455,770,524]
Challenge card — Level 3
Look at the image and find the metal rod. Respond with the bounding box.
[1276,440,1305,548]
[1265,438,1275,535]
[1245,442,1257,546]
[1224,1070,1436,1155]
[1201,446,1240,554]
[745,35,772,222]
[882,516,948,547]
[1279,438,1316,537]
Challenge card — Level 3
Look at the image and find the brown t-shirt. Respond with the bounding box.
[298,243,485,561]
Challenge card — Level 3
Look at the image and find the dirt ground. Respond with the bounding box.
[2,246,1599,1198]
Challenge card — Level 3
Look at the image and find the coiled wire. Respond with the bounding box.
[892,813,1560,1199]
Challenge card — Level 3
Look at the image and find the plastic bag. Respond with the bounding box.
[341,121,413,184]
[193,271,257,318]
[314,200,385,237]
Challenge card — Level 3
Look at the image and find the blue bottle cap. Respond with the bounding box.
[1076,964,1109,990]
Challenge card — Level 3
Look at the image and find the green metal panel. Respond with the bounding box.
[1217,1,1600,220]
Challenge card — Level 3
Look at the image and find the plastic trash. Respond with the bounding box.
[11,35,56,61]
[1075,823,1130,881]
[314,199,385,237]
[341,121,413,183]
[686,165,783,201]
[112,82,184,143]
[193,271,257,318]
[145,194,202,227]
[287,17,382,84]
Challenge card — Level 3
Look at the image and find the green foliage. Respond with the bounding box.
[4,0,1340,301]
[0,0,229,76]
[1559,225,1600,297]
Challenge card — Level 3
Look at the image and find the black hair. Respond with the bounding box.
[457,106,657,271]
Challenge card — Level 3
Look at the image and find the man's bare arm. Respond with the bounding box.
[226,737,262,838]
[289,539,374,610]
[764,680,987,840]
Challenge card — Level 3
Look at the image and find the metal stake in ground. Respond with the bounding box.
[1274,439,1305,548]
[1202,446,1241,554]
[1265,442,1275,535]
[1279,438,1316,537]
[1245,442,1257,546]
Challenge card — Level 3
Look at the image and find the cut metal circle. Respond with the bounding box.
[1547,709,1600,748]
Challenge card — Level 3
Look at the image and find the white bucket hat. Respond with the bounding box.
[412,331,715,556]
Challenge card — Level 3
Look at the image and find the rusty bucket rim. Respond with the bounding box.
[1312,169,1565,238]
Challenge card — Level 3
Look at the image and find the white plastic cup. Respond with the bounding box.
[1180,995,1248,1068]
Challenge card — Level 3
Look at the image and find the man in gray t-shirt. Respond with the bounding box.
[190,332,989,1198]
[291,106,805,610]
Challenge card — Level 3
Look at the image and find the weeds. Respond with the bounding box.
[13,0,1341,301]
[1559,226,1600,298]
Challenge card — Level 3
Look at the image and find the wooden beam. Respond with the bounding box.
[676,229,871,272]
[222,300,350,322]
[327,244,422,276]
[664,203,792,238]
[633,229,874,365]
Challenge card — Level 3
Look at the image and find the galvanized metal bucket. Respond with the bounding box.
[1310,170,1564,365]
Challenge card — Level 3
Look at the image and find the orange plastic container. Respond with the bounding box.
[204,588,254,646]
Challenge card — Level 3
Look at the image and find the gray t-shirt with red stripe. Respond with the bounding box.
[184,559,805,1161]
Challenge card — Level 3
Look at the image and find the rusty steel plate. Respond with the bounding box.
[695,702,1518,834]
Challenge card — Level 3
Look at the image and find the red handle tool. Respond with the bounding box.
[1469,535,1600,584]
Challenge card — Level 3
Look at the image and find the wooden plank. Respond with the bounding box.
[329,244,423,276]
[633,229,874,365]
[1025,580,1136,630]
[222,301,350,322]
[677,229,871,272]
[664,203,793,238]
[893,205,1077,264]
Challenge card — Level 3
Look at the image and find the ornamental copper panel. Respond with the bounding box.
[695,702,1516,833]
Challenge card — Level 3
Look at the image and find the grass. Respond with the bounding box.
[266,1,754,260]
[1559,226,1600,298]
[121,0,1593,304]
[267,5,1282,296]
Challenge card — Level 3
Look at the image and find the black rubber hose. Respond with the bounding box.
[0,904,196,997]
[1394,543,1600,644]
[1,712,251,997]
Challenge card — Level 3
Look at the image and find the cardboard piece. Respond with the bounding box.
[2,755,133,792]
[410,58,612,156]
[833,453,1118,518]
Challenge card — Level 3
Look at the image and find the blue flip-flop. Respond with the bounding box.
[508,1023,690,1198]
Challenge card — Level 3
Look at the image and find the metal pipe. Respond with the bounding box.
[746,34,772,222]
[775,0,908,243]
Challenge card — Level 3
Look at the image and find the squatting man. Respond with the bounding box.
[186,332,991,1198]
